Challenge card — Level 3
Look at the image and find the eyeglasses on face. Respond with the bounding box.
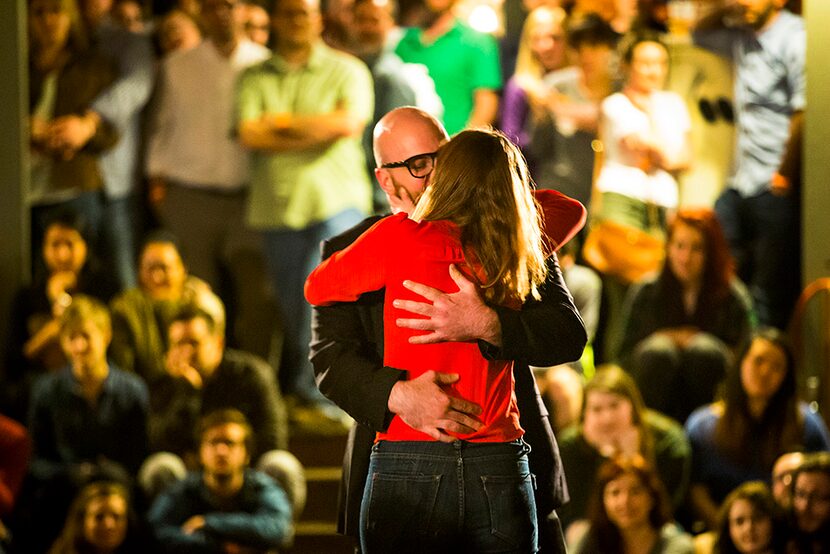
[379,151,437,178]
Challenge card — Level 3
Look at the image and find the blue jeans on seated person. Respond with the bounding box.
[360,439,538,553]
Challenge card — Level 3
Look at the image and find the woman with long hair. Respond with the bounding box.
[305,128,581,552]
[709,482,785,554]
[49,481,144,554]
[685,328,830,530]
[557,365,691,533]
[570,454,693,554]
[618,208,754,423]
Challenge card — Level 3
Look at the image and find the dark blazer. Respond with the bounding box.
[310,215,587,552]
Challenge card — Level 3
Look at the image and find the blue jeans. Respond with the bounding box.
[262,209,365,402]
[101,194,139,289]
[360,439,538,553]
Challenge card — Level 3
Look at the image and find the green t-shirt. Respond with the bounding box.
[395,20,502,135]
[235,42,374,229]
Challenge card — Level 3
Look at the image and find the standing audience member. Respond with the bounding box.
[693,0,804,329]
[5,211,118,421]
[590,33,691,360]
[569,455,694,554]
[309,106,586,553]
[395,0,501,134]
[49,481,146,554]
[112,0,147,33]
[28,0,118,267]
[109,232,225,386]
[23,296,149,553]
[242,1,270,46]
[350,0,418,212]
[707,481,785,554]
[557,365,691,534]
[536,12,620,210]
[235,0,373,423]
[618,208,754,424]
[146,0,275,360]
[138,307,302,517]
[787,452,830,553]
[156,9,202,55]
[685,329,830,530]
[147,410,293,552]
[52,0,155,289]
[500,5,569,166]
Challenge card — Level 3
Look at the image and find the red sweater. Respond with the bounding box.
[304,190,585,442]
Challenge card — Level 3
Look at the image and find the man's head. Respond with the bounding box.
[772,451,805,507]
[198,409,252,488]
[351,0,395,54]
[79,0,113,30]
[733,0,786,31]
[60,295,112,377]
[42,210,89,276]
[200,0,245,44]
[272,0,322,52]
[138,231,187,302]
[167,306,225,378]
[372,107,448,214]
[792,452,830,535]
[243,1,270,45]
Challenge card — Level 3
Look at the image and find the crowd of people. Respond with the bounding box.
[1,0,823,552]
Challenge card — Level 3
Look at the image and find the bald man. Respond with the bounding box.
[309,107,587,552]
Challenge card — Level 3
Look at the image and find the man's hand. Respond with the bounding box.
[182,515,206,535]
[770,172,791,196]
[46,112,99,158]
[393,264,501,346]
[388,370,483,442]
[165,348,203,389]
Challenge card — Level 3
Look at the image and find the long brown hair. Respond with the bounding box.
[580,364,655,463]
[412,128,548,304]
[660,208,734,303]
[586,454,673,554]
[49,481,133,554]
[715,328,802,471]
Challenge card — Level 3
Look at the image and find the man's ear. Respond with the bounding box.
[375,168,395,196]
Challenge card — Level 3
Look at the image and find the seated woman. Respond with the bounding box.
[618,208,754,423]
[569,454,694,554]
[698,481,785,554]
[109,231,224,385]
[305,128,586,552]
[557,365,691,533]
[48,481,146,554]
[685,328,830,530]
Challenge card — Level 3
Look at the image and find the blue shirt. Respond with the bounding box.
[148,470,292,553]
[685,401,830,503]
[694,11,805,197]
[28,364,149,478]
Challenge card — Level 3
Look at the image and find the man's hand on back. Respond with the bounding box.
[393,264,502,346]
[387,370,483,442]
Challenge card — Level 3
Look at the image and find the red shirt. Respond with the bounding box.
[304,190,585,442]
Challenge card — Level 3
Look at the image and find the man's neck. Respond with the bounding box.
[422,12,455,44]
[205,471,245,498]
[73,362,109,403]
[211,34,241,58]
[277,42,313,66]
[756,8,782,35]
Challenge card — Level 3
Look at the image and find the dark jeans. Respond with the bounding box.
[715,188,801,329]
[360,439,538,553]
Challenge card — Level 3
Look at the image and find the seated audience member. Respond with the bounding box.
[139,307,302,515]
[685,329,830,530]
[569,454,694,554]
[49,481,146,554]
[558,365,692,533]
[4,211,118,421]
[109,231,225,385]
[156,9,202,56]
[699,481,785,554]
[147,410,293,552]
[772,451,806,510]
[0,415,30,529]
[787,452,830,553]
[24,295,149,552]
[619,208,754,424]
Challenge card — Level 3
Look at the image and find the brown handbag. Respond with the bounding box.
[582,219,665,284]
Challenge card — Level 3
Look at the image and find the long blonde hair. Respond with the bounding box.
[412,128,548,304]
[513,5,568,92]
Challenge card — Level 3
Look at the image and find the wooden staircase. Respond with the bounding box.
[286,432,355,553]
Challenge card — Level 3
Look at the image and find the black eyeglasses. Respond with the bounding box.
[379,152,437,179]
